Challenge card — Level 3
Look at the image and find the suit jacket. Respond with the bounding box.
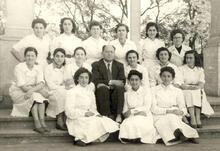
[92,59,126,86]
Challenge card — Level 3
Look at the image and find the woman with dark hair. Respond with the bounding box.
[125,50,150,89]
[151,66,199,146]
[141,22,165,70]
[51,17,82,64]
[109,23,137,64]
[65,68,119,146]
[11,18,51,67]
[82,21,107,65]
[179,50,214,128]
[44,48,67,130]
[168,29,191,66]
[119,70,158,144]
[149,47,181,87]
[9,47,49,134]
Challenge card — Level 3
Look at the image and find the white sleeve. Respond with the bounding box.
[176,89,188,116]
[13,36,29,52]
[151,88,167,115]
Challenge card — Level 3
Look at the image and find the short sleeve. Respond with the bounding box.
[15,65,26,87]
[13,36,29,52]
[123,93,129,114]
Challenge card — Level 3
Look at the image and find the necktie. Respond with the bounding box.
[107,63,112,80]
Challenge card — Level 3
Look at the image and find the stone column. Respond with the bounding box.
[204,0,220,96]
[0,0,34,96]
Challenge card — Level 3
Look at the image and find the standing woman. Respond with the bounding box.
[82,21,107,65]
[151,67,199,146]
[51,17,82,64]
[179,50,214,128]
[65,68,119,146]
[11,18,51,67]
[110,23,137,64]
[45,48,67,130]
[168,29,191,66]
[141,22,165,70]
[9,47,49,134]
[119,70,158,144]
[124,50,150,89]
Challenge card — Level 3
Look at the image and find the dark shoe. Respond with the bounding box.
[75,140,86,147]
[42,126,51,132]
[190,124,197,129]
[56,124,67,131]
[197,124,203,128]
[33,127,45,134]
[188,138,199,144]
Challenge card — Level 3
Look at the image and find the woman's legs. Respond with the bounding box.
[195,107,202,128]
[38,102,49,129]
[188,106,197,128]
[31,102,45,133]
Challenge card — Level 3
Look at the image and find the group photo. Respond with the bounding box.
[0,0,220,150]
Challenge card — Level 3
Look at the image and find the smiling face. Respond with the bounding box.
[117,26,127,39]
[78,72,90,87]
[147,26,158,39]
[129,75,141,91]
[33,23,45,38]
[160,71,173,86]
[127,52,138,67]
[90,25,101,38]
[25,51,37,66]
[185,53,195,68]
[54,51,65,67]
[159,50,169,64]
[74,49,86,63]
[62,19,73,34]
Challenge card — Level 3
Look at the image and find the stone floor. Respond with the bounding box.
[0,139,219,151]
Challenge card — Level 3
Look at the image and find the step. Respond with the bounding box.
[202,112,220,125]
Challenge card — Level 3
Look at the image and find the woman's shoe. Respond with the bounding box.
[197,124,203,128]
[56,124,67,131]
[188,138,199,144]
[33,127,45,134]
[42,126,51,132]
[75,140,86,147]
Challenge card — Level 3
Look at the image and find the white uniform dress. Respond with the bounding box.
[82,37,107,65]
[168,45,191,67]
[9,62,48,117]
[179,65,214,116]
[51,33,82,63]
[65,85,119,143]
[109,39,137,65]
[125,64,150,89]
[151,84,199,146]
[119,87,158,144]
[141,38,165,70]
[44,64,66,118]
[13,34,51,67]
[149,62,181,87]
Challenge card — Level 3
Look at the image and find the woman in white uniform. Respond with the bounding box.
[179,50,214,128]
[109,23,137,64]
[141,22,165,70]
[11,18,51,67]
[151,66,199,146]
[45,48,67,130]
[65,68,119,146]
[168,29,191,66]
[51,17,82,64]
[119,70,158,144]
[124,50,150,90]
[9,47,49,134]
[82,21,107,65]
[149,47,181,87]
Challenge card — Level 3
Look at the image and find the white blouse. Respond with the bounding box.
[82,37,107,64]
[44,64,65,90]
[123,87,152,115]
[65,85,99,120]
[13,62,44,87]
[109,39,137,64]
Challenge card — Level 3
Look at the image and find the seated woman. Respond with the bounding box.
[44,48,67,130]
[151,66,199,146]
[64,47,94,90]
[179,50,214,128]
[119,70,158,144]
[65,68,119,146]
[149,47,181,87]
[124,50,150,90]
[9,47,49,134]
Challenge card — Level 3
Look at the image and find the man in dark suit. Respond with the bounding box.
[92,45,125,123]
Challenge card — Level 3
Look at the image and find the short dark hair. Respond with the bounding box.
[125,50,139,62]
[159,66,175,79]
[156,47,172,61]
[31,18,47,29]
[60,17,76,34]
[145,22,159,38]
[53,48,66,66]
[183,50,202,67]
[74,67,92,85]
[73,47,87,57]
[102,45,116,52]
[24,47,38,57]
[170,29,185,41]
[89,21,102,30]
[115,23,129,33]
[127,70,143,80]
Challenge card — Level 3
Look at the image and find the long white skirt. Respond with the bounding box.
[66,116,119,143]
[9,85,48,117]
[183,89,214,116]
[119,115,158,144]
[154,114,199,146]
[46,88,66,118]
